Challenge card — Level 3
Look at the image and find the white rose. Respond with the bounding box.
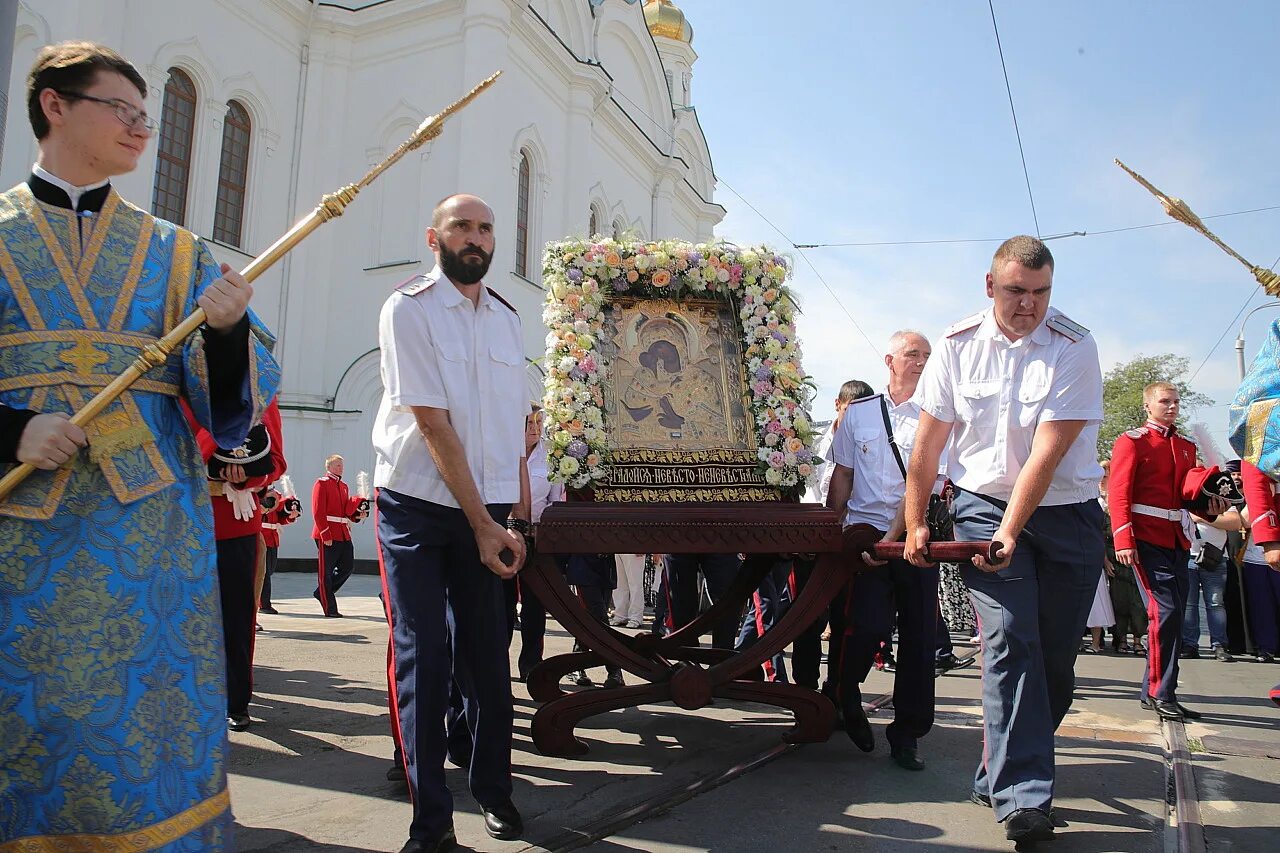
[765,468,784,486]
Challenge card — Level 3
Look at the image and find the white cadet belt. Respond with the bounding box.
[326,515,350,524]
[262,522,280,530]
[1132,504,1182,522]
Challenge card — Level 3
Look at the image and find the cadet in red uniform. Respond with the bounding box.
[311,454,367,616]
[259,481,302,614]
[1109,382,1223,720]
[185,398,287,731]
[1240,460,1280,661]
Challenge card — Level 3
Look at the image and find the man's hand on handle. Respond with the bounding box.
[972,527,1017,573]
[904,525,932,567]
[17,413,87,470]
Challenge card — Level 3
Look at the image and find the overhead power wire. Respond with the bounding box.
[1189,253,1280,384]
[988,0,1040,237]
[794,205,1280,249]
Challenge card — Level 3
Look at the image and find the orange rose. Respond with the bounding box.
[626,269,640,283]
[652,269,672,287]
[604,252,622,267]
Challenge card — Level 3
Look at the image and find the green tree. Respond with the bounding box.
[1099,354,1212,459]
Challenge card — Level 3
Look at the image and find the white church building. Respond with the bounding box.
[2,0,723,563]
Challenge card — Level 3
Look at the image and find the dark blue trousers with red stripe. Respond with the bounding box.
[1134,541,1190,703]
[736,557,796,682]
[376,489,513,842]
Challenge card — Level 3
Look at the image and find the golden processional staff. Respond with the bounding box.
[1114,158,1280,296]
[0,72,502,502]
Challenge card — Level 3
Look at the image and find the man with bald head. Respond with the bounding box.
[826,330,941,772]
[374,193,531,851]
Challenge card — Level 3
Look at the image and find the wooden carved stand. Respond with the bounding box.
[521,501,846,757]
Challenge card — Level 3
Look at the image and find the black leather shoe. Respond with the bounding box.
[844,701,874,753]
[935,652,976,676]
[227,714,251,732]
[1179,647,1200,659]
[259,605,279,615]
[482,800,523,840]
[386,762,406,783]
[602,671,625,689]
[1004,808,1054,843]
[399,826,456,852]
[890,745,925,771]
[969,789,992,808]
[325,610,343,618]
[1176,702,1203,720]
[1153,700,1185,721]
[1139,696,1155,711]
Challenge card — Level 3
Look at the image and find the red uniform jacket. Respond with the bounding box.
[260,491,300,548]
[1109,421,1197,551]
[311,473,363,542]
[184,400,288,541]
[1243,460,1280,547]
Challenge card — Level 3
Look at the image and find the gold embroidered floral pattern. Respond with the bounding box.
[14,555,144,720]
[124,662,200,776]
[0,694,47,793]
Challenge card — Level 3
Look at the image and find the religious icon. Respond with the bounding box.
[603,299,750,453]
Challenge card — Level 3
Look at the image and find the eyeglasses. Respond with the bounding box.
[54,90,158,133]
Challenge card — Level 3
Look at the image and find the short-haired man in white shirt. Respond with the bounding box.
[825,333,939,773]
[373,194,530,852]
[904,236,1104,846]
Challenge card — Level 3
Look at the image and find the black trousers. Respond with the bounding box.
[260,545,278,609]
[218,534,259,717]
[790,556,824,690]
[839,558,939,750]
[667,552,744,649]
[315,538,354,614]
[515,564,547,679]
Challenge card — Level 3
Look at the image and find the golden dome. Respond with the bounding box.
[644,0,693,44]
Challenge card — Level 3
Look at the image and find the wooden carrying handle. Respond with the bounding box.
[872,541,1000,563]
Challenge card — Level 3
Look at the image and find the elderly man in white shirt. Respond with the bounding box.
[904,236,1104,846]
[373,194,529,852]
[825,333,941,773]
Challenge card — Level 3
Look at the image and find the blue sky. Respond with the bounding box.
[669,0,1279,450]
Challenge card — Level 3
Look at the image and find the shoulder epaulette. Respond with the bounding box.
[1046,313,1088,342]
[1124,427,1148,439]
[486,286,519,314]
[395,273,434,296]
[944,313,983,338]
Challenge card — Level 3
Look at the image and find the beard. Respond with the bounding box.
[439,242,493,285]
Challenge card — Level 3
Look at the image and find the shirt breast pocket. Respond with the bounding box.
[956,379,1002,424]
[1016,364,1051,427]
[436,337,469,364]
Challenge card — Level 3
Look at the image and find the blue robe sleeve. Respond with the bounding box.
[181,240,280,447]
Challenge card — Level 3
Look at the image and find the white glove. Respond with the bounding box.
[223,484,257,522]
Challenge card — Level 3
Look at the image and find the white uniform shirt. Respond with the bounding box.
[373,266,526,507]
[527,440,565,524]
[827,394,911,530]
[916,306,1103,506]
[807,422,837,505]
[1189,520,1228,559]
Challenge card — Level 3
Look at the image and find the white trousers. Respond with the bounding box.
[613,554,647,623]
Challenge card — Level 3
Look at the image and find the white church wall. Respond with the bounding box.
[4,0,722,562]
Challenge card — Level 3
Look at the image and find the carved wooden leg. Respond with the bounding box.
[660,554,773,646]
[707,552,849,684]
[717,680,836,744]
[526,651,605,703]
[531,681,672,757]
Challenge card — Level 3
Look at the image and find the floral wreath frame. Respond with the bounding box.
[540,238,820,500]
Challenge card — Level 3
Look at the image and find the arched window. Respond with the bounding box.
[515,151,531,277]
[213,100,251,247]
[152,68,196,225]
[613,218,626,241]
[588,204,601,239]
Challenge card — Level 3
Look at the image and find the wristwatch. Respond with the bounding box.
[505,517,532,537]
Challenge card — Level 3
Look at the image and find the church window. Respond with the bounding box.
[613,218,625,241]
[515,151,531,277]
[213,100,251,247]
[589,204,601,238]
[152,68,196,225]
